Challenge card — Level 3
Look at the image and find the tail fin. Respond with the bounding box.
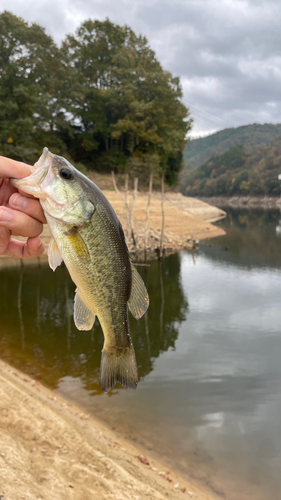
[100,345,138,393]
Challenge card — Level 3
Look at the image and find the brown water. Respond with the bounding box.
[0,208,281,499]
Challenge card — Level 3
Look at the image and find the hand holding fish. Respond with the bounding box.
[0,156,46,258]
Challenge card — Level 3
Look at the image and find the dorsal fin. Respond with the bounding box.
[128,262,149,320]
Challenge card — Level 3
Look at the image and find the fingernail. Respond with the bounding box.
[12,194,27,209]
[0,209,12,222]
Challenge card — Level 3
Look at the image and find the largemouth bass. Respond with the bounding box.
[11,148,149,392]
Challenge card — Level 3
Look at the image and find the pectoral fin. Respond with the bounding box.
[65,228,89,260]
[128,262,149,320]
[48,237,63,271]
[74,289,96,331]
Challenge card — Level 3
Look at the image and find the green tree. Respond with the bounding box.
[0,11,66,163]
[216,173,231,195]
[231,170,248,194]
[62,19,191,183]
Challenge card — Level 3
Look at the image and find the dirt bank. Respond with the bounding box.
[0,359,216,500]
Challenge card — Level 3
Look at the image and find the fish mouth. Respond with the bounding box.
[10,147,53,198]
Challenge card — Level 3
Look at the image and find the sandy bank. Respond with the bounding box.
[0,359,215,500]
[0,192,225,268]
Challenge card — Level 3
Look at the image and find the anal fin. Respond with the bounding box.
[100,344,138,392]
[128,262,149,320]
[74,289,96,331]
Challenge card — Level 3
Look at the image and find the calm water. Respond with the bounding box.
[0,209,281,499]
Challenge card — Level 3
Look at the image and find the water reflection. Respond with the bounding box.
[203,208,281,269]
[0,254,188,394]
[276,210,281,236]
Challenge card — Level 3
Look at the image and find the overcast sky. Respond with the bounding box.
[2,0,281,137]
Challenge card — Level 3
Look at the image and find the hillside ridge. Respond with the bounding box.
[183,123,281,173]
[181,136,281,198]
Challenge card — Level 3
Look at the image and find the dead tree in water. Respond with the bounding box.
[112,154,161,253]
[144,171,153,258]
[111,170,123,200]
[159,172,165,259]
[111,170,138,247]
[130,177,139,247]
[124,173,131,240]
[112,170,131,241]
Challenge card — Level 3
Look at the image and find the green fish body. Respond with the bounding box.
[11,148,149,392]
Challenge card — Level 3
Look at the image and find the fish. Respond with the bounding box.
[10,148,149,392]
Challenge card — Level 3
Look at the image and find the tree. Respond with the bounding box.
[62,19,191,181]
[0,11,66,163]
[0,13,191,180]
[165,151,184,185]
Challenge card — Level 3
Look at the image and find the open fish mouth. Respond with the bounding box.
[10,147,53,198]
[33,147,50,171]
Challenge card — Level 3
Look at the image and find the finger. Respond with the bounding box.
[9,193,46,223]
[4,236,45,259]
[0,156,33,180]
[0,178,17,206]
[0,207,43,238]
[0,226,10,255]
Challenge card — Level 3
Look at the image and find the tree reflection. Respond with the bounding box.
[131,256,188,379]
[17,269,25,350]
[0,253,188,393]
[203,208,281,269]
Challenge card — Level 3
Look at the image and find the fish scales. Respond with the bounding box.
[48,208,131,345]
[10,148,149,392]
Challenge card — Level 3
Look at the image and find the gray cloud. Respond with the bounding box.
[1,0,281,136]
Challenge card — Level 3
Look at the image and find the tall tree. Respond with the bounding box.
[0,11,65,163]
[0,13,192,179]
[62,19,192,182]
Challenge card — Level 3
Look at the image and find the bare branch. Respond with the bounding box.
[145,171,153,255]
[159,172,165,259]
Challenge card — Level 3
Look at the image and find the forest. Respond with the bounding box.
[181,138,281,197]
[182,122,281,172]
[0,11,191,185]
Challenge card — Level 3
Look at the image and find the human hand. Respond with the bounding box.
[0,156,46,258]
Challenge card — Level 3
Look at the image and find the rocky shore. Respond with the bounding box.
[198,196,281,209]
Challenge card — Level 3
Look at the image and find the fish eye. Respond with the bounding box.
[59,168,74,181]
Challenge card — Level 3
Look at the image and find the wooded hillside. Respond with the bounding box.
[182,123,281,172]
[181,137,281,197]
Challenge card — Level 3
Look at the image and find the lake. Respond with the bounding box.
[0,208,281,499]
